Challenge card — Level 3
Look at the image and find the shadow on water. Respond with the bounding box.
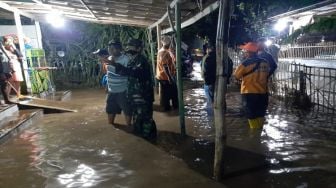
[153,131,270,179]
[151,74,336,187]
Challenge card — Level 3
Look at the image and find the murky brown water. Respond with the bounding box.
[1,73,336,188]
[0,89,223,188]
[173,86,336,188]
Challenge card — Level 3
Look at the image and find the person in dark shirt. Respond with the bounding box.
[201,44,233,115]
[108,39,156,140]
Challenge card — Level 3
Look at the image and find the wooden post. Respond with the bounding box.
[14,12,32,94]
[175,0,186,136]
[156,25,162,52]
[148,29,158,90]
[213,0,232,180]
[35,21,43,49]
[156,25,161,95]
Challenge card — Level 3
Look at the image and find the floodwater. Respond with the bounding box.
[180,86,336,188]
[280,58,336,68]
[0,90,223,188]
[1,63,336,187]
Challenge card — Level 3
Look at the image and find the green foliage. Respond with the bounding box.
[235,0,322,40]
[29,70,51,94]
[41,21,150,89]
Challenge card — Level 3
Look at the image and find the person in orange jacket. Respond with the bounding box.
[156,36,178,111]
[234,42,271,129]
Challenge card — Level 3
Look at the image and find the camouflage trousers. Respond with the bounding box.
[132,102,156,139]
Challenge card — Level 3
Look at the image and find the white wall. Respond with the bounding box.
[0,25,41,48]
[289,15,314,35]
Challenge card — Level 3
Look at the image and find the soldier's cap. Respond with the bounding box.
[127,39,143,48]
[92,48,109,56]
[108,39,122,47]
[239,42,259,53]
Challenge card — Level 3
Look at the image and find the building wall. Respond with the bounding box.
[0,25,41,48]
[290,15,314,34]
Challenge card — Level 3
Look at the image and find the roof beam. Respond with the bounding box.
[78,0,97,19]
[0,1,36,19]
[94,10,162,20]
[86,0,167,10]
[161,1,219,34]
[64,15,150,27]
[148,0,184,29]
[88,5,164,15]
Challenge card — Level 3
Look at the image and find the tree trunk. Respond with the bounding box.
[213,0,232,181]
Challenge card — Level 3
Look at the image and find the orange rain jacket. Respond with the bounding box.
[156,48,176,81]
[234,56,270,94]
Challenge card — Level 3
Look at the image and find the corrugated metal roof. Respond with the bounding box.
[269,0,336,21]
[0,0,217,28]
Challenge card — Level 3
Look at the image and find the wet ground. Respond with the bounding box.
[1,66,336,187]
[280,58,336,68]
[179,87,336,188]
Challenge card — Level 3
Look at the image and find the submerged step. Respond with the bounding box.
[0,109,43,144]
[0,104,19,120]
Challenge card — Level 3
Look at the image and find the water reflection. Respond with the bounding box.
[261,103,336,174]
[184,86,336,178]
[58,164,96,187]
[184,88,214,139]
[189,62,203,81]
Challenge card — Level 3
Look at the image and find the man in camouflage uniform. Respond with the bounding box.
[109,39,156,139]
[0,45,13,104]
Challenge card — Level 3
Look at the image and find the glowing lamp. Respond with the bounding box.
[46,12,65,28]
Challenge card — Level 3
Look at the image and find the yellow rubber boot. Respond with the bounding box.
[248,118,259,129]
[248,118,264,129]
[257,117,265,127]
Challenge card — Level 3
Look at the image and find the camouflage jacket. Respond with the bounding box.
[0,51,11,74]
[114,54,154,105]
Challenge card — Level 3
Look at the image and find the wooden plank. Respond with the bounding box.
[19,9,152,27]
[65,15,150,27]
[85,0,167,10]
[101,0,167,6]
[94,10,162,18]
[17,97,77,112]
[96,16,160,22]
[88,5,164,15]
[23,9,94,19]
